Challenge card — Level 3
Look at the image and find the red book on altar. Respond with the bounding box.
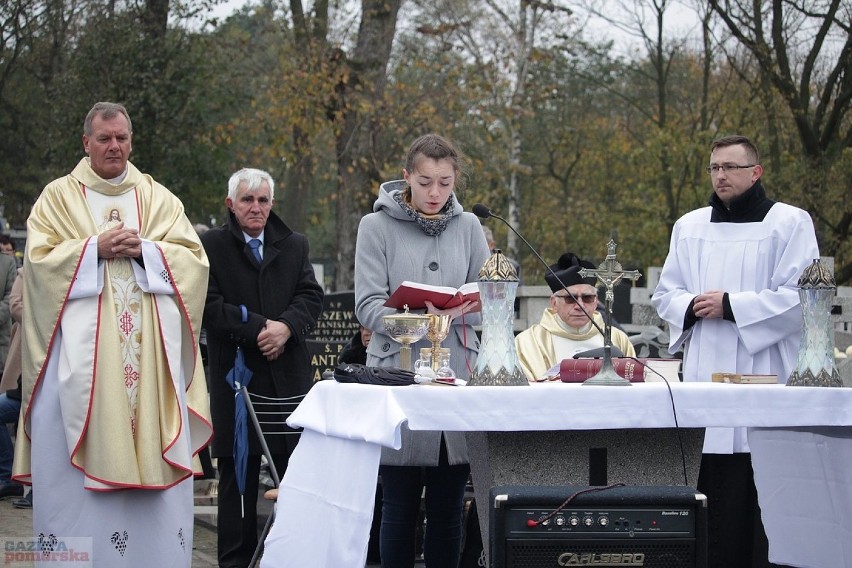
[559,358,681,383]
[384,281,481,312]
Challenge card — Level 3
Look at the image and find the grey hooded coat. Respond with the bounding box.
[354,180,491,466]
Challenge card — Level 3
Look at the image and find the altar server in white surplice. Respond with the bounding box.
[652,135,818,568]
[13,102,212,567]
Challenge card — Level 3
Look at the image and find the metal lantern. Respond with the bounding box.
[468,250,528,386]
[787,258,842,387]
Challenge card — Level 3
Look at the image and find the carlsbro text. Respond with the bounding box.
[557,552,645,566]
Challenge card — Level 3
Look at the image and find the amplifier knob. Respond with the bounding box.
[555,516,566,526]
[539,516,550,526]
[598,516,609,527]
[568,515,580,527]
[583,516,594,527]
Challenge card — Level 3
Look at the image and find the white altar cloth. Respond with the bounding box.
[749,427,852,568]
[260,381,852,568]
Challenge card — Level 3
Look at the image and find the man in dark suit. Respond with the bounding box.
[201,168,324,568]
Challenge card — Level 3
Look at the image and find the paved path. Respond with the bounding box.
[0,483,386,567]
[0,484,218,568]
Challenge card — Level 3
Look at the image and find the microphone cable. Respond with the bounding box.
[474,203,689,485]
[472,204,606,339]
[623,355,689,486]
[526,483,626,528]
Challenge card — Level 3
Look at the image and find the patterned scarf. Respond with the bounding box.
[393,189,455,237]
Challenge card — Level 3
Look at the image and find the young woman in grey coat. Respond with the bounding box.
[354,134,491,568]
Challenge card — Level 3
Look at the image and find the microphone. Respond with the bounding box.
[473,203,606,338]
[573,346,624,359]
[471,203,492,219]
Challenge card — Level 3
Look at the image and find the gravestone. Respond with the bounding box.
[310,290,361,342]
[306,340,346,382]
[307,291,360,381]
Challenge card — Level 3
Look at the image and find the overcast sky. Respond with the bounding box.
[204,0,703,55]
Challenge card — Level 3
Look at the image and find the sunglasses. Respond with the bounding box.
[556,293,598,305]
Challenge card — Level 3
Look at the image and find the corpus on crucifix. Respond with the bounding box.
[578,239,641,385]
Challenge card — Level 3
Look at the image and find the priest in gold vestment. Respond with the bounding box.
[515,252,635,381]
[13,102,212,567]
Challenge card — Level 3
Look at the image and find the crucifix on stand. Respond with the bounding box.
[579,239,641,386]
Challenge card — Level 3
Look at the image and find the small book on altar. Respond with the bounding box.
[558,358,682,383]
[384,281,480,311]
[711,372,778,384]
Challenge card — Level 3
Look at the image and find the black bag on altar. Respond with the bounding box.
[332,363,416,386]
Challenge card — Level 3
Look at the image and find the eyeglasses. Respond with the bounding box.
[556,293,598,305]
[706,163,756,175]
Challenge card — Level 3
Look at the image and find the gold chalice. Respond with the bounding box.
[383,306,431,371]
[426,314,452,370]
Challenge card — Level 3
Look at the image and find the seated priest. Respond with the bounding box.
[515,252,635,381]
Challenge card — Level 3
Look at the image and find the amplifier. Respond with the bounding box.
[489,485,706,568]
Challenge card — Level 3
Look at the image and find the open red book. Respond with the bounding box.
[384,281,480,312]
[559,358,681,383]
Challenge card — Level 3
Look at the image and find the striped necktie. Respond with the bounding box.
[248,238,262,262]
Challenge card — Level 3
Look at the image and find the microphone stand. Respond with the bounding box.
[580,285,625,386]
[474,204,631,386]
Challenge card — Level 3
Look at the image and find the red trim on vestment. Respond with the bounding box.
[190,407,215,450]
[69,293,101,460]
[158,245,200,385]
[21,234,94,444]
[134,187,142,227]
[79,469,194,492]
[152,294,186,467]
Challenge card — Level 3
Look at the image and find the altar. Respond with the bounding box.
[259,380,852,568]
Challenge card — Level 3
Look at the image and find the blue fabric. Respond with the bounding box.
[0,393,22,482]
[224,348,253,505]
[379,461,469,568]
[248,238,262,262]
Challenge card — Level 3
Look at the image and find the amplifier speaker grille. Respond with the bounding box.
[507,538,695,567]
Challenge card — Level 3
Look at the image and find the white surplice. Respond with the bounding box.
[652,202,819,453]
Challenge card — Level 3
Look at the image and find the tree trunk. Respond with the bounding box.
[282,125,311,232]
[281,0,330,233]
[144,0,168,41]
[333,0,402,290]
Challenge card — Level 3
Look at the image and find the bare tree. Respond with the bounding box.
[414,0,574,261]
[708,0,852,282]
[576,0,712,232]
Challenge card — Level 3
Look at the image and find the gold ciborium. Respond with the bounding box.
[426,314,452,370]
[383,306,431,371]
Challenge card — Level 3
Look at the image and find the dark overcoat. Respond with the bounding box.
[201,210,324,457]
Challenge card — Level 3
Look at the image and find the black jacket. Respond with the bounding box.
[709,179,775,223]
[338,331,368,365]
[201,210,324,456]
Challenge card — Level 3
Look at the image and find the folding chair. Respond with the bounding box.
[241,387,305,568]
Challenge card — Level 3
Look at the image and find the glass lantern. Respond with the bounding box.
[468,250,528,386]
[787,258,842,387]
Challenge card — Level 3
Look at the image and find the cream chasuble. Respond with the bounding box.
[515,309,635,381]
[14,158,211,566]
